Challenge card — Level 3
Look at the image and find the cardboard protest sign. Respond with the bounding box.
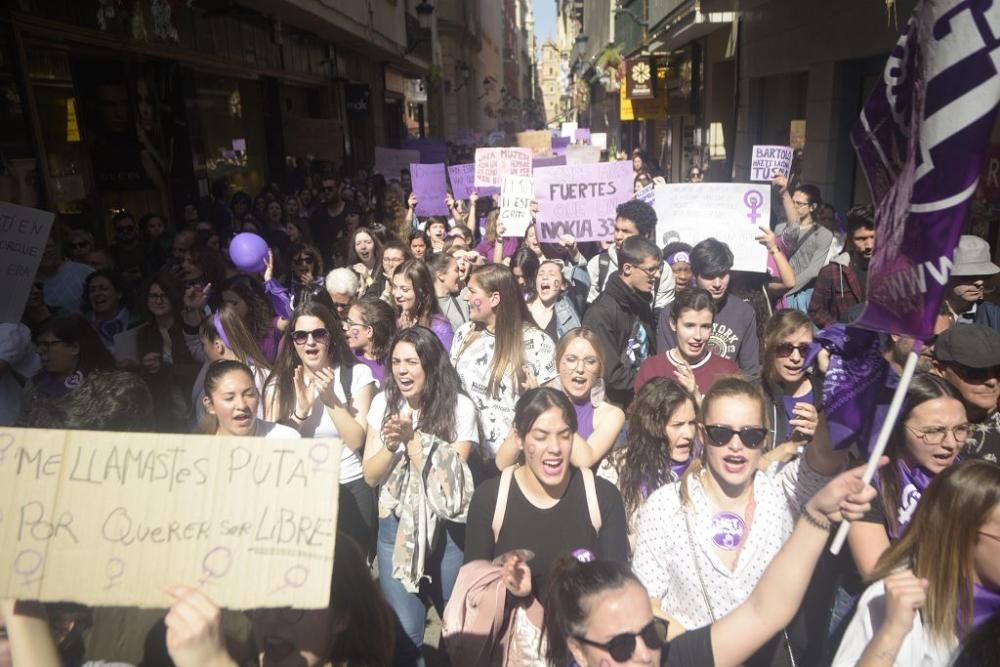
[0,428,342,609]
[0,203,55,323]
[560,122,578,138]
[474,148,532,188]
[515,130,553,155]
[533,161,633,243]
[448,163,476,200]
[553,136,571,156]
[575,128,591,144]
[402,138,448,164]
[565,144,603,165]
[591,133,608,150]
[532,155,567,170]
[374,147,420,181]
[499,176,534,237]
[750,145,794,182]
[409,163,449,216]
[653,183,769,272]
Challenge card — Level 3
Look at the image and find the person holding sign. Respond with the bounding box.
[772,175,834,314]
[362,326,476,664]
[264,301,377,556]
[451,264,558,463]
[635,289,739,402]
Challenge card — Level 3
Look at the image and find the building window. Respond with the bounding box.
[708,122,726,160]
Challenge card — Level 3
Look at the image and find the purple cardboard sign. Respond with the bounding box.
[533,161,634,243]
[409,163,449,216]
[575,128,591,144]
[447,163,476,200]
[532,155,567,170]
[851,0,1000,338]
[552,136,571,157]
[402,138,448,164]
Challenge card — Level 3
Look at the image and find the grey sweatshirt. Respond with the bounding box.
[774,221,834,296]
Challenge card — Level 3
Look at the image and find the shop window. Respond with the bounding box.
[708,121,726,160]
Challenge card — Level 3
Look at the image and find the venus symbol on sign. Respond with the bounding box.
[308,443,330,473]
[272,564,310,594]
[743,190,764,225]
[13,549,44,587]
[199,546,232,587]
[104,557,126,590]
[0,433,14,464]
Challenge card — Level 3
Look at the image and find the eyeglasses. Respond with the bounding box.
[633,264,662,278]
[573,619,668,662]
[705,424,769,449]
[293,256,313,265]
[147,292,169,302]
[904,423,970,445]
[291,328,330,345]
[561,355,599,369]
[774,342,811,358]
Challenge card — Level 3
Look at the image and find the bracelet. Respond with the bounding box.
[801,506,832,531]
[292,409,308,421]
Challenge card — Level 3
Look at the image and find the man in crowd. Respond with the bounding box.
[583,236,660,408]
[882,306,952,374]
[808,206,875,327]
[932,324,1000,464]
[36,227,94,313]
[942,235,1000,329]
[109,210,147,286]
[585,199,675,313]
[309,176,347,267]
[657,238,760,378]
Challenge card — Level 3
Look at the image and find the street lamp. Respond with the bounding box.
[416,0,434,30]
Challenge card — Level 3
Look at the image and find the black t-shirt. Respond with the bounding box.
[662,625,715,666]
[963,414,1000,465]
[464,468,628,598]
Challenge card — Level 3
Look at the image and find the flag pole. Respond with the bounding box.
[829,346,921,555]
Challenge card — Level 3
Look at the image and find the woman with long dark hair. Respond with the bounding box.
[343,296,397,388]
[220,274,282,364]
[362,326,477,663]
[201,359,298,439]
[391,259,453,351]
[264,300,376,555]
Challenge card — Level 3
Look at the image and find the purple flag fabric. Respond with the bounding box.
[814,324,898,454]
[402,138,448,164]
[552,136,570,156]
[851,0,1000,338]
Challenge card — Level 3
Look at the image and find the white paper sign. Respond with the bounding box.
[653,183,769,273]
[499,175,534,237]
[560,122,578,138]
[565,145,602,165]
[749,145,793,182]
[0,203,55,323]
[591,133,608,150]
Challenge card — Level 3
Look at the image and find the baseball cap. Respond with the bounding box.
[933,324,1000,368]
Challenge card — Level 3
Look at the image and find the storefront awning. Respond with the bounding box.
[648,7,736,52]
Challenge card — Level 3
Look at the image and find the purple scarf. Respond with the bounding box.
[878,460,934,539]
[973,584,1000,631]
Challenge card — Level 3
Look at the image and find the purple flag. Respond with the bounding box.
[532,155,567,169]
[402,138,448,164]
[409,163,449,216]
[552,136,571,156]
[814,325,898,454]
[852,0,1000,338]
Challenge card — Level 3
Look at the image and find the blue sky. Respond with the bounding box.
[535,0,556,53]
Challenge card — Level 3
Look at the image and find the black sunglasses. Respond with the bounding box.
[949,362,999,382]
[774,342,811,358]
[573,618,668,662]
[705,425,769,449]
[291,328,330,345]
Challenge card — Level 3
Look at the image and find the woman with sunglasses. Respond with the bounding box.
[362,326,477,663]
[527,260,581,342]
[264,301,376,555]
[343,296,397,389]
[451,263,558,463]
[285,241,326,310]
[544,463,878,667]
[600,378,697,547]
[635,288,738,402]
[632,376,843,663]
[833,460,1000,666]
[391,259,454,351]
[759,310,821,465]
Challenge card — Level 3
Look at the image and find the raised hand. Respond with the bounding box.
[789,402,819,441]
[881,570,929,638]
[293,365,316,416]
[501,551,533,598]
[313,367,340,408]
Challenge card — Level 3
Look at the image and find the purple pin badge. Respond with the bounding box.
[743,189,764,225]
[710,511,746,551]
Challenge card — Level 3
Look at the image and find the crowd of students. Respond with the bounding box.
[1,160,999,667]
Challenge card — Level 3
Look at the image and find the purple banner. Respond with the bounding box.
[402,138,448,164]
[852,0,1000,338]
[813,325,896,453]
[532,155,567,170]
[533,161,634,243]
[447,163,475,200]
[553,136,571,157]
[409,163,449,216]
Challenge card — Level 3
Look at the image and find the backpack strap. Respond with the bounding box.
[492,465,516,543]
[580,467,602,534]
[597,252,611,293]
[340,363,353,405]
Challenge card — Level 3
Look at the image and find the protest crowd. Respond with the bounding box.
[3,18,1000,667]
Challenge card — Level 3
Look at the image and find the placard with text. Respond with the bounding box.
[533,161,633,243]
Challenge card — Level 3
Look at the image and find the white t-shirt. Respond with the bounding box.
[254,420,302,439]
[298,363,375,483]
[450,323,557,457]
[367,390,479,478]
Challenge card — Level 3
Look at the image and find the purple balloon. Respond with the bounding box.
[229,233,268,273]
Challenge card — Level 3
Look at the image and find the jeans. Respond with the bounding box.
[377,513,465,667]
[784,287,815,316]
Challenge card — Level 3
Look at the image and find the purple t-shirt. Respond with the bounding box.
[475,237,520,262]
[355,351,387,388]
[573,399,595,439]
